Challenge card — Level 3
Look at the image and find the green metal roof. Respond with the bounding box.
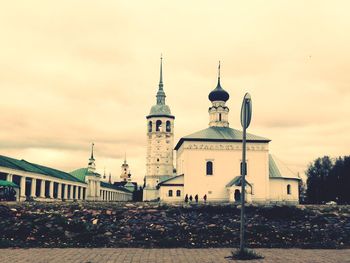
[70,168,100,182]
[158,175,184,186]
[0,179,19,188]
[100,181,132,193]
[0,155,86,184]
[269,154,301,180]
[175,126,270,150]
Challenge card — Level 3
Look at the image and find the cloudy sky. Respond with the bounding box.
[1,1,349,183]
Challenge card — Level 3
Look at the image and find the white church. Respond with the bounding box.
[143,58,300,204]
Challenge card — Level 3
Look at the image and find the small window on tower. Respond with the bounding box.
[148,121,152,132]
[157,158,159,162]
[156,120,162,132]
[219,113,222,121]
[166,121,171,132]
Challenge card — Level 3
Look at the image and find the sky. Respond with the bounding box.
[1,1,349,184]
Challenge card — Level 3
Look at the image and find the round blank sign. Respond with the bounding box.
[240,93,252,129]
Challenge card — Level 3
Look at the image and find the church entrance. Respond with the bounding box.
[234,189,241,202]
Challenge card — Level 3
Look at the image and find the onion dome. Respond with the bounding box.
[208,61,230,102]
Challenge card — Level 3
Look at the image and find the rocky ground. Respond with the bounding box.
[0,202,349,249]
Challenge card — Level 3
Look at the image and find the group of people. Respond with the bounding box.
[184,194,207,203]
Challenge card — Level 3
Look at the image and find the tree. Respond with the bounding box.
[329,156,350,204]
[306,155,350,204]
[306,156,333,204]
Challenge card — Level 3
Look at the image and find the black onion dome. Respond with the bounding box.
[208,80,230,102]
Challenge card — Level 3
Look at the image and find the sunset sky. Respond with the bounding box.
[1,1,349,183]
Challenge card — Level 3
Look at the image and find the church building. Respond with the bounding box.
[156,63,301,204]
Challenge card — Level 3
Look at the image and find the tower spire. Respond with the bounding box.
[217,60,221,87]
[88,143,96,172]
[159,54,163,88]
[156,54,166,105]
[124,152,127,164]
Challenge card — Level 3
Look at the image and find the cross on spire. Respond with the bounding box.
[217,60,221,86]
[90,142,95,160]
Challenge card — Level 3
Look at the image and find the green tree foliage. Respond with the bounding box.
[306,156,350,204]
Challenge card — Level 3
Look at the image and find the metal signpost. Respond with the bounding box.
[239,93,252,253]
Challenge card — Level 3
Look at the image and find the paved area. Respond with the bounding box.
[1,248,349,263]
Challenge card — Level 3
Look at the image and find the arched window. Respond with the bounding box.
[287,184,291,195]
[168,190,173,197]
[176,190,181,197]
[166,121,171,132]
[156,120,162,131]
[148,121,152,132]
[206,161,213,175]
[219,113,222,121]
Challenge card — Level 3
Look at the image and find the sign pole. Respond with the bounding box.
[239,93,252,254]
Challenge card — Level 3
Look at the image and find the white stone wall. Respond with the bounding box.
[177,141,269,202]
[145,117,174,189]
[269,178,299,204]
[159,185,184,202]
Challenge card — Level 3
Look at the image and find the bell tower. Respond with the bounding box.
[143,56,175,201]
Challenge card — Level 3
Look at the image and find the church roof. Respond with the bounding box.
[158,175,184,186]
[175,126,270,150]
[269,154,301,180]
[100,181,132,193]
[0,155,86,184]
[70,168,100,182]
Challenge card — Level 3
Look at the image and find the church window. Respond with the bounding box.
[156,120,162,131]
[287,184,291,195]
[157,158,159,162]
[206,161,213,175]
[148,121,152,132]
[219,113,222,121]
[166,121,171,132]
[176,190,181,197]
[168,190,173,197]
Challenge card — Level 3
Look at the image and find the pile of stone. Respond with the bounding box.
[0,202,349,248]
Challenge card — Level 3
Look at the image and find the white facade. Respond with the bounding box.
[176,141,270,202]
[159,175,184,202]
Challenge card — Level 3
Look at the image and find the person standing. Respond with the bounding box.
[185,194,188,203]
[195,194,198,203]
[189,195,193,202]
[203,194,207,203]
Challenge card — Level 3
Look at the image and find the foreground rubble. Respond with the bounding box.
[0,202,349,248]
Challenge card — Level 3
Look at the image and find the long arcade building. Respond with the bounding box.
[0,150,132,202]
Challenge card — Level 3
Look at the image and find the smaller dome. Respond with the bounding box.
[149,104,172,116]
[208,81,230,102]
